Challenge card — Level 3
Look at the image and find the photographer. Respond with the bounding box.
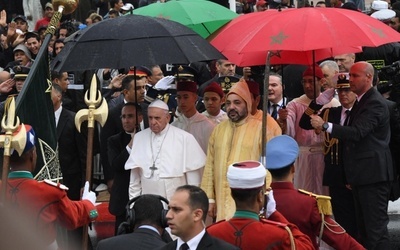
[375,64,400,201]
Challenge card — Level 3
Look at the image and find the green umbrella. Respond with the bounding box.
[129,0,238,38]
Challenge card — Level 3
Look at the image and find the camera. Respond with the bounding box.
[377,60,400,104]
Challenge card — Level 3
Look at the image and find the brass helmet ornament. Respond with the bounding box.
[52,0,79,14]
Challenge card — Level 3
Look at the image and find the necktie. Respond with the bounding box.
[344,109,351,126]
[180,243,189,250]
[271,104,278,119]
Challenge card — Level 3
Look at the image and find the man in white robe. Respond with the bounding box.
[201,82,228,125]
[172,81,215,154]
[125,100,206,200]
[280,66,340,196]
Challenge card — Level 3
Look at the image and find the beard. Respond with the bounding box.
[228,109,246,122]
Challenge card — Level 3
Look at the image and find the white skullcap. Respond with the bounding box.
[149,99,169,111]
[227,161,266,189]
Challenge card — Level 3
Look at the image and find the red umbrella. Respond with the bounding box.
[211,7,400,167]
[211,8,400,66]
[238,48,362,66]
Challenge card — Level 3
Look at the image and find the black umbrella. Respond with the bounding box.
[51,15,225,72]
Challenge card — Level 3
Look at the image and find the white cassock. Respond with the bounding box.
[125,124,206,200]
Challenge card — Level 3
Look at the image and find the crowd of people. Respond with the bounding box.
[0,0,399,250]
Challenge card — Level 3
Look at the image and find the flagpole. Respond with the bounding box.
[75,75,108,250]
[16,1,79,177]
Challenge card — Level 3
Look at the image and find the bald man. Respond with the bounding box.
[311,61,393,249]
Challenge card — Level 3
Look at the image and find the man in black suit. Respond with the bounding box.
[52,84,86,201]
[100,75,148,192]
[108,102,143,235]
[97,194,170,250]
[198,59,241,96]
[160,185,239,250]
[51,84,87,249]
[311,61,393,249]
[299,74,359,240]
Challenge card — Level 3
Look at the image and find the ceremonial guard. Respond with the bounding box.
[207,160,314,250]
[266,135,364,250]
[0,124,97,249]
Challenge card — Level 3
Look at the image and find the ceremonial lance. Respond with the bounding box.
[75,75,108,249]
[0,97,27,203]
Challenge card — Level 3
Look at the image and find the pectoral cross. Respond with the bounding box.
[149,163,158,178]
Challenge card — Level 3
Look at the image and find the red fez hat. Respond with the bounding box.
[177,81,197,93]
[303,65,324,79]
[204,82,224,98]
[128,70,148,77]
[246,80,260,96]
[256,0,267,6]
[128,66,149,77]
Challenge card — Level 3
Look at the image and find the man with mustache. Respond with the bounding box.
[201,79,279,222]
[101,73,149,193]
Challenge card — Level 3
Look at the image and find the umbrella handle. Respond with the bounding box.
[261,51,273,167]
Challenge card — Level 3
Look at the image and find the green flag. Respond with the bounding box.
[16,34,59,181]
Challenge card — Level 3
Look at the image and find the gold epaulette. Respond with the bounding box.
[298,189,332,216]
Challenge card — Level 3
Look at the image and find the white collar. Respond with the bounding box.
[137,225,160,235]
[54,106,62,127]
[176,229,206,250]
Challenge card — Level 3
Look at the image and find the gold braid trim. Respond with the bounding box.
[283,225,296,250]
[324,219,347,234]
[322,109,337,156]
[304,107,315,116]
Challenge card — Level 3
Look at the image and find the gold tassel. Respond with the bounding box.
[298,189,333,216]
[316,195,333,216]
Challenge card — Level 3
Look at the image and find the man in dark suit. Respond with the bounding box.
[198,59,241,96]
[100,75,148,192]
[108,102,143,235]
[97,194,170,250]
[311,61,394,249]
[299,73,359,240]
[51,84,88,249]
[52,84,86,201]
[160,185,239,250]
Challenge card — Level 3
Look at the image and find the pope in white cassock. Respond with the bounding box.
[125,99,206,200]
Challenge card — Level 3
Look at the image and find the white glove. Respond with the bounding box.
[265,190,276,218]
[82,181,96,206]
[154,75,175,90]
[316,88,335,105]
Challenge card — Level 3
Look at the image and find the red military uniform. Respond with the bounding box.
[2,171,97,247]
[207,210,314,250]
[271,182,364,250]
